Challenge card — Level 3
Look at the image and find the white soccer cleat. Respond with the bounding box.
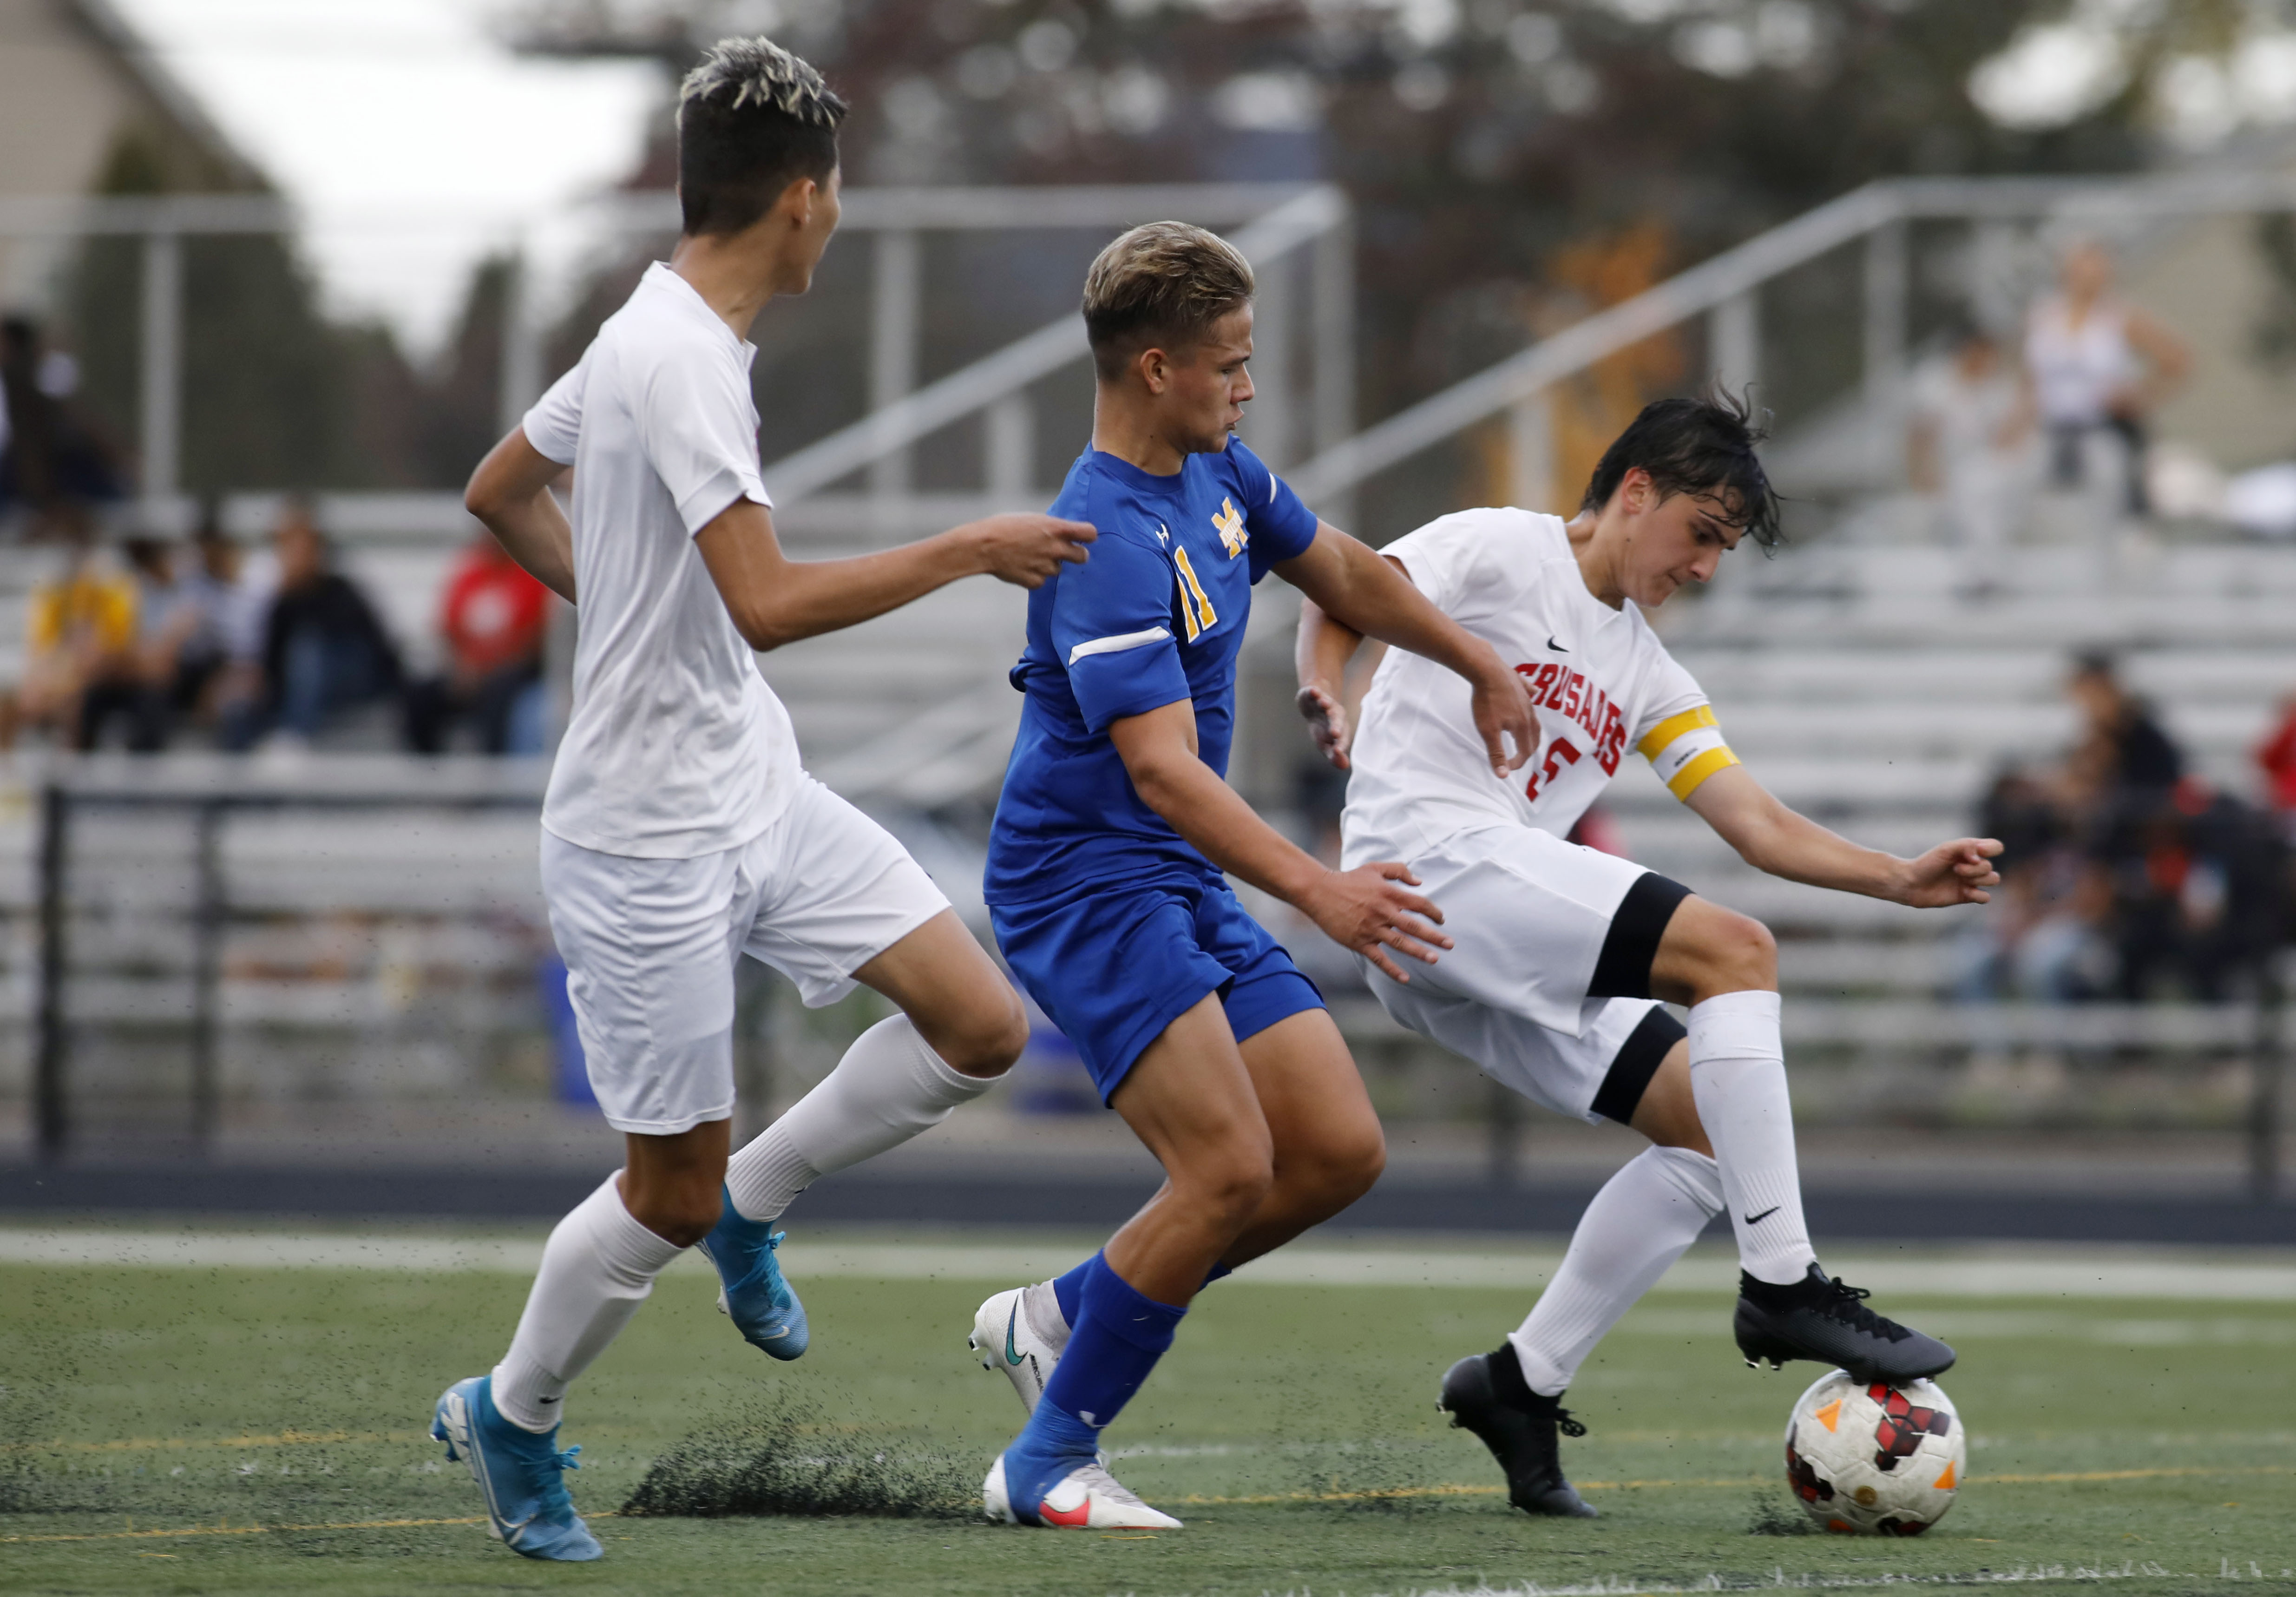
[983,1453,1182,1530]
[969,1282,1067,1414]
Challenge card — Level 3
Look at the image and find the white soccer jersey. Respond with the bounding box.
[1340,507,1735,866]
[523,263,803,860]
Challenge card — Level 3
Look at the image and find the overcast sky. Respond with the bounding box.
[114,0,663,359]
[107,2,2296,361]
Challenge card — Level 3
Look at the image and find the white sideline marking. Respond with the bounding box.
[0,1229,2293,1301]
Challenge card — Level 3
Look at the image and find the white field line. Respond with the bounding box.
[0,1229,2294,1301]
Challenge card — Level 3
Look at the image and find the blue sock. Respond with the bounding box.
[1053,1257,1224,1332]
[1001,1254,1185,1520]
[1049,1258,1091,1329]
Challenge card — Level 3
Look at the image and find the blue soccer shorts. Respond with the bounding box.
[990,871,1325,1103]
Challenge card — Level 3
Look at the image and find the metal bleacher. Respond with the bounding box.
[12,173,2296,1163]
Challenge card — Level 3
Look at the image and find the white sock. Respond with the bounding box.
[492,1173,685,1433]
[723,1015,1000,1223]
[1510,1145,1723,1395]
[1687,990,1817,1287]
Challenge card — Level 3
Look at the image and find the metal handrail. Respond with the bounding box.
[1286,170,2296,504]
[759,184,1351,504]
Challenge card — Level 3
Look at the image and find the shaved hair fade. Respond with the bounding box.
[1082,222,1256,381]
[677,36,847,238]
[1581,387,1783,549]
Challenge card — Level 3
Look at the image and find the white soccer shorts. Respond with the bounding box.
[540,777,951,1135]
[1359,822,1681,1126]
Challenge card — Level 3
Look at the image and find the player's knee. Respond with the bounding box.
[930,989,1029,1080]
[1693,908,1776,998]
[1302,1122,1386,1210]
[631,1183,722,1249]
[1179,1136,1276,1229]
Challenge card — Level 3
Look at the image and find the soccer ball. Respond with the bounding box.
[1782,1369,1965,1536]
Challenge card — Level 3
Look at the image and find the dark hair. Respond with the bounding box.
[1579,388,1781,548]
[1081,222,1256,381]
[677,37,847,239]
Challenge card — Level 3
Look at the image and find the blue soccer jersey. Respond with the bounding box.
[985,438,1320,905]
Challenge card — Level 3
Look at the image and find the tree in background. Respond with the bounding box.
[506,0,2193,441]
[61,129,437,494]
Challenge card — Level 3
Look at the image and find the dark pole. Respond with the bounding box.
[35,782,70,1161]
[2252,957,2284,1203]
[190,800,225,1152]
[1485,1072,1522,1188]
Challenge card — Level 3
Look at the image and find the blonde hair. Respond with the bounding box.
[1082,222,1255,380]
[679,36,844,127]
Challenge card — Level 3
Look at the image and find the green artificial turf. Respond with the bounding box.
[1,1232,2290,1595]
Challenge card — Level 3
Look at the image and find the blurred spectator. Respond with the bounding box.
[0,529,138,748]
[2253,696,2296,815]
[2066,651,2181,802]
[181,509,276,743]
[2023,240,2189,521]
[2103,778,2285,1002]
[403,534,550,755]
[225,499,402,750]
[1907,317,2032,597]
[0,316,126,542]
[1947,663,2289,1009]
[78,536,198,751]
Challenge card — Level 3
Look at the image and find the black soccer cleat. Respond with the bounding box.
[1733,1264,1956,1385]
[1437,1349,1598,1518]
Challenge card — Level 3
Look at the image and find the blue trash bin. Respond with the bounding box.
[538,953,596,1107]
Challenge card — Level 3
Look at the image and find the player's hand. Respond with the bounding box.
[1298,861,1452,983]
[1469,660,1539,778]
[1897,837,2004,907]
[962,514,1096,588]
[1296,683,1352,771]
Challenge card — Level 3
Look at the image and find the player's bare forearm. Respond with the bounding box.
[466,428,576,602]
[1280,527,1488,685]
[1686,765,2001,907]
[1277,527,1535,774]
[695,502,1096,651]
[1294,596,1367,770]
[1116,707,1326,903]
[1294,595,1364,705]
[1110,699,1452,980]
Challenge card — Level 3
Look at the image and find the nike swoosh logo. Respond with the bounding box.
[1548,636,1568,651]
[1744,1206,1781,1225]
[1004,1302,1026,1367]
[1040,1498,1092,1527]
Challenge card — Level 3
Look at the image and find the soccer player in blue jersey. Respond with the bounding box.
[972,222,1541,1529]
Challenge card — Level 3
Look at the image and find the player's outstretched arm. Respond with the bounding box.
[466,428,577,603]
[1293,596,1366,771]
[693,501,1096,651]
[1109,698,1453,982]
[1685,763,2002,908]
[1276,527,1536,777]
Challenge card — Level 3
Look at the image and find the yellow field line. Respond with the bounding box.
[1178,1463,2296,1507]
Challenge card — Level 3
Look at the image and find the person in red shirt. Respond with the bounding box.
[403,533,552,754]
[2256,697,2296,814]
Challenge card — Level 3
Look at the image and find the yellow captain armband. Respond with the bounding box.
[1636,704,1740,801]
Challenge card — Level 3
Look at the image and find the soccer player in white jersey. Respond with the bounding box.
[430,38,1093,1562]
[1294,394,2000,1518]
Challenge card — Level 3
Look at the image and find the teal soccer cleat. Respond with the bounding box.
[429,1376,602,1561]
[697,1184,810,1360]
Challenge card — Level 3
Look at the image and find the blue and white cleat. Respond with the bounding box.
[429,1375,602,1561]
[696,1184,809,1360]
[984,1452,1182,1530]
[970,1282,1067,1414]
